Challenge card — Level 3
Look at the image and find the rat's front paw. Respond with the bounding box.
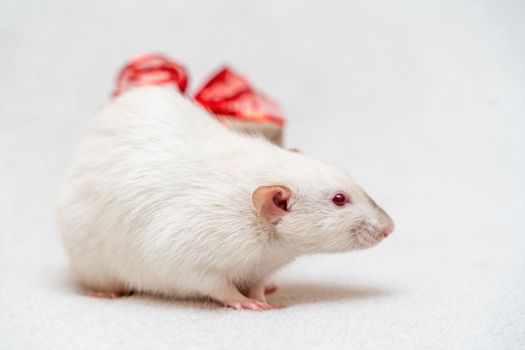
[208,279,284,311]
[222,298,285,311]
[223,298,272,311]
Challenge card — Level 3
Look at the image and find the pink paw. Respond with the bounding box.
[223,298,273,311]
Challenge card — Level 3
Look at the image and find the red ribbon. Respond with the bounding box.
[112,54,188,97]
[113,54,284,126]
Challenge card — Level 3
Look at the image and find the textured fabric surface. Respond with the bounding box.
[1,1,524,349]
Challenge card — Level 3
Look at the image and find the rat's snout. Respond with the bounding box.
[363,192,395,240]
[379,215,395,239]
[375,204,394,239]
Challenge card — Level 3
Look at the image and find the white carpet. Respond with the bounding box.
[1,1,524,349]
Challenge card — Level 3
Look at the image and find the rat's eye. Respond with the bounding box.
[332,192,349,207]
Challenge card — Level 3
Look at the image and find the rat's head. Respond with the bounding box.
[252,153,394,254]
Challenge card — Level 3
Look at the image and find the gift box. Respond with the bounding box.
[113,54,285,146]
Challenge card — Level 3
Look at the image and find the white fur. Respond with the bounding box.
[56,86,393,305]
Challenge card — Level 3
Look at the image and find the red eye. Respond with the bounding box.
[332,192,349,207]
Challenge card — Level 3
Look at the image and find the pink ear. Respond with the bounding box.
[252,186,292,223]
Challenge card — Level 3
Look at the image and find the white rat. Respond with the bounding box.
[57,86,394,310]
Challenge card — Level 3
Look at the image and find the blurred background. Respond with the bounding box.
[1,1,524,349]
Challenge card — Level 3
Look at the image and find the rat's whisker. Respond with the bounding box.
[379,192,395,206]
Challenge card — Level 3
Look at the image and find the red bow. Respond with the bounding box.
[113,54,284,126]
[112,54,188,97]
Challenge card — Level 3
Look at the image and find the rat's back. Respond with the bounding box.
[57,87,264,295]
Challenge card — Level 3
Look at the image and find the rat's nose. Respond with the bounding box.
[381,226,394,238]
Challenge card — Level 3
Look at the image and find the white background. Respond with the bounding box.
[1,0,524,349]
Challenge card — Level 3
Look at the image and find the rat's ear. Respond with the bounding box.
[252,186,292,223]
